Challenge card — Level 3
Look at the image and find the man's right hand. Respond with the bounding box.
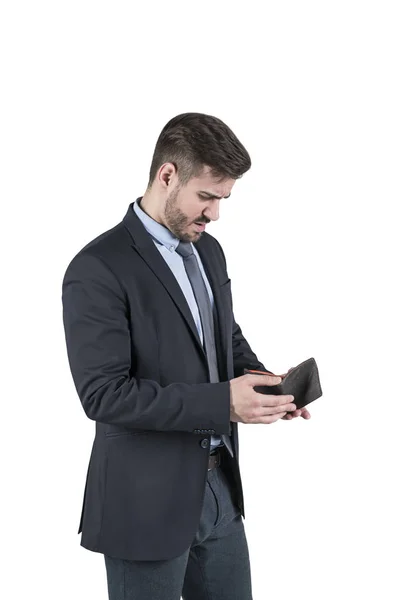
[229,373,296,424]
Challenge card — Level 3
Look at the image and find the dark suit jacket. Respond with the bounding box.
[62,201,267,561]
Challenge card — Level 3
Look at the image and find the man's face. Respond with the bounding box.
[163,166,236,242]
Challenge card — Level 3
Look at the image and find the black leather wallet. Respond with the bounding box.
[244,357,322,409]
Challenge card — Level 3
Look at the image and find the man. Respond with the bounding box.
[62,112,310,600]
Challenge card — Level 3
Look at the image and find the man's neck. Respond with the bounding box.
[139,194,162,224]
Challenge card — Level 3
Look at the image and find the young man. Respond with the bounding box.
[62,112,310,600]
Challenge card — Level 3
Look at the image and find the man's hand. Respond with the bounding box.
[281,407,311,420]
[229,373,297,424]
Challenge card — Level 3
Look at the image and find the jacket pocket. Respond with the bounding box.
[219,278,231,288]
[105,430,148,438]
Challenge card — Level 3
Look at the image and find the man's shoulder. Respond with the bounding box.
[79,220,129,256]
[62,219,129,280]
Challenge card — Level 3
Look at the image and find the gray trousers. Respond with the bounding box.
[104,448,253,600]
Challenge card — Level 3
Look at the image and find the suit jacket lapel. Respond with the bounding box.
[122,202,228,379]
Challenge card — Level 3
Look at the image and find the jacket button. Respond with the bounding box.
[200,439,209,449]
[193,429,200,434]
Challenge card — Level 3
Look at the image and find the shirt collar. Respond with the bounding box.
[133,197,181,251]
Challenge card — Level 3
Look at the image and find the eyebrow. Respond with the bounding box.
[198,191,231,199]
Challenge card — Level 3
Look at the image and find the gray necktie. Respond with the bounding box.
[175,241,233,457]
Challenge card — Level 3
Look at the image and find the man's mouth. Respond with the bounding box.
[194,222,206,231]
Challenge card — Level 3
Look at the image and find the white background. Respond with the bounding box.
[1,1,399,598]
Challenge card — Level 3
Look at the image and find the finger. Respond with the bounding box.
[249,374,282,386]
[281,413,293,420]
[260,394,295,407]
[260,402,296,415]
[282,409,302,419]
[283,408,311,420]
[264,412,288,424]
[256,403,296,420]
[249,411,288,424]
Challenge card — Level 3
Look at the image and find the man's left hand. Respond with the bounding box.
[281,407,311,420]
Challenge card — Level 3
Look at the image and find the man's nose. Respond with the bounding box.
[205,202,220,222]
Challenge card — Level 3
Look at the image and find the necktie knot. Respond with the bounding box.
[175,241,194,259]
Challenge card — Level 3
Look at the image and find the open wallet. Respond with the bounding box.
[244,357,323,409]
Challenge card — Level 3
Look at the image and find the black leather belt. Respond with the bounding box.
[208,446,224,471]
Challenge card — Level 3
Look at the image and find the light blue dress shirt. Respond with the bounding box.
[133,198,225,452]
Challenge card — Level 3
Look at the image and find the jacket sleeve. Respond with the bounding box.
[61,252,231,434]
[232,314,270,378]
[212,237,271,378]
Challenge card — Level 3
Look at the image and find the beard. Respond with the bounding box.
[164,186,203,242]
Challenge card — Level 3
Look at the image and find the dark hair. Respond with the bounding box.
[146,112,251,189]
